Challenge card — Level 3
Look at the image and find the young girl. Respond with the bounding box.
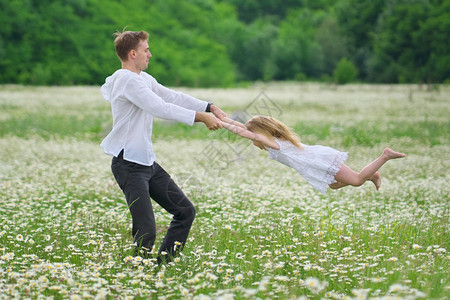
[220,115,406,194]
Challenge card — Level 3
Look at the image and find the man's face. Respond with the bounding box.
[134,39,152,71]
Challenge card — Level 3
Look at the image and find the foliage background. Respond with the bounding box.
[1,0,449,87]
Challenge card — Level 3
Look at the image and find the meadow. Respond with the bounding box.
[0,83,448,299]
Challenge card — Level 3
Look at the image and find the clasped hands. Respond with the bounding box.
[196,104,228,131]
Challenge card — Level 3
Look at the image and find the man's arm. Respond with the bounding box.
[123,76,200,125]
[149,73,228,120]
[149,74,209,111]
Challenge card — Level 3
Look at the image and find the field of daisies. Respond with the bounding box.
[0,83,448,299]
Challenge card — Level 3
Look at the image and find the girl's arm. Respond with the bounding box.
[220,120,280,150]
[221,117,247,129]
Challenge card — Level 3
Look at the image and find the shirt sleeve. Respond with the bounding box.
[123,75,197,126]
[145,73,209,112]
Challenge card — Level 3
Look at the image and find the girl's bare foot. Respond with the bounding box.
[383,148,406,159]
[371,172,381,190]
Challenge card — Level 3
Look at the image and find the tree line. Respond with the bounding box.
[0,0,448,87]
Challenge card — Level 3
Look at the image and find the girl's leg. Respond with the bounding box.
[329,181,348,189]
[332,148,405,189]
[330,171,380,190]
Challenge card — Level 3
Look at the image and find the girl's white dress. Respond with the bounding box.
[267,139,348,193]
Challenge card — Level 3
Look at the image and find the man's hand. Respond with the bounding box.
[195,112,222,131]
[210,104,227,120]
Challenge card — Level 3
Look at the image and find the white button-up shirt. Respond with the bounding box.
[100,69,208,166]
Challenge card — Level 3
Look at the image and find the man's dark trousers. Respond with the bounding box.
[111,151,196,263]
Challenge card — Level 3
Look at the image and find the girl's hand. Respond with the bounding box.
[210,105,227,120]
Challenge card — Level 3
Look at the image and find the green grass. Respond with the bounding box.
[292,119,449,147]
[2,107,447,148]
[0,83,448,299]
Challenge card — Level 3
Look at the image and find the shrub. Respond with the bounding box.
[333,58,358,84]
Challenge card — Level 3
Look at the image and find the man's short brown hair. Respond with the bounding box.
[113,30,149,61]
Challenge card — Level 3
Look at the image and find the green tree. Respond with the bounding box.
[0,0,237,86]
[92,0,236,87]
[412,0,450,83]
[336,0,385,80]
[148,0,236,86]
[0,0,37,83]
[1,0,448,85]
[315,16,348,77]
[274,8,325,80]
[223,0,304,23]
[233,20,278,81]
[369,0,432,83]
[333,58,358,84]
[223,0,336,23]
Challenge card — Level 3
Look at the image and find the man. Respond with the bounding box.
[100,30,226,264]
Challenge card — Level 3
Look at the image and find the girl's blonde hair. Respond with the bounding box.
[245,115,303,148]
